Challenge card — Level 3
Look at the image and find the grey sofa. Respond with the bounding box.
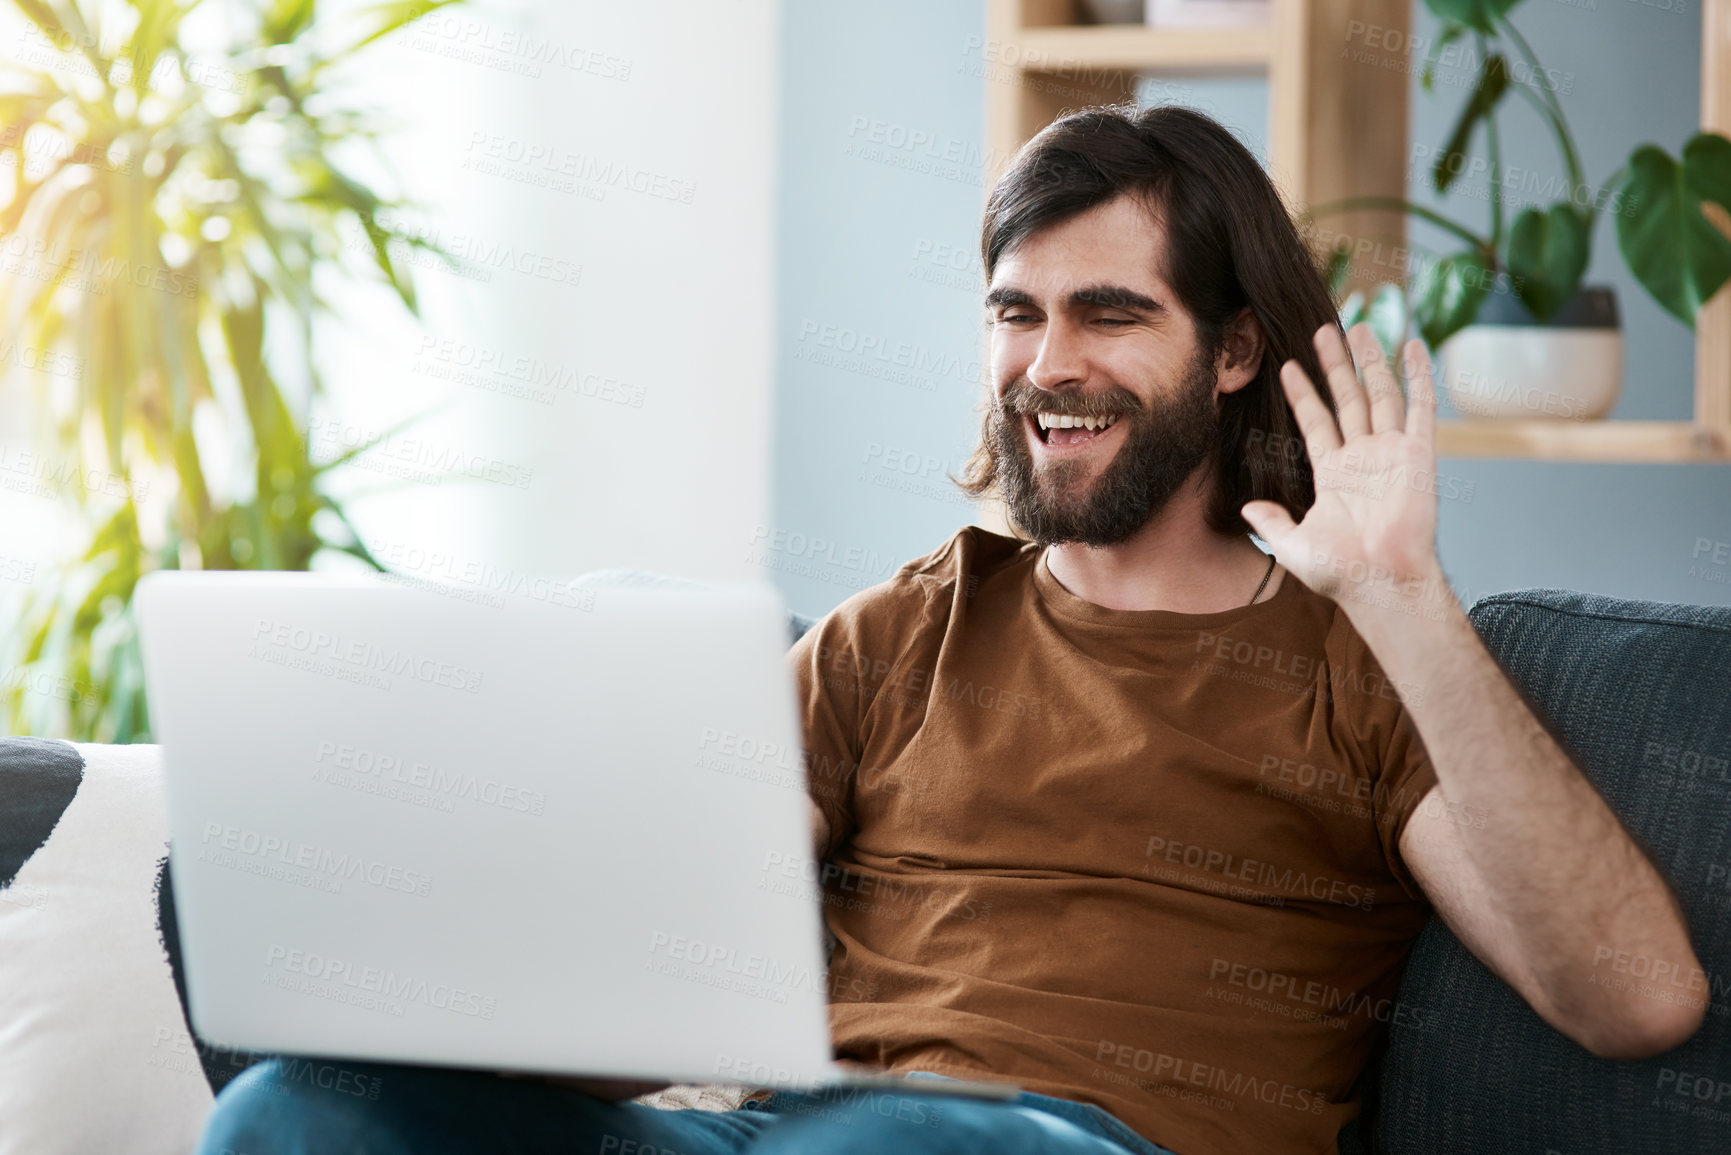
[2,585,1726,1154]
[1348,589,1731,1154]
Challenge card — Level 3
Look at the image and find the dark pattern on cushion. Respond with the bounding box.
[155,855,272,1095]
[1372,590,1731,1154]
[0,737,84,890]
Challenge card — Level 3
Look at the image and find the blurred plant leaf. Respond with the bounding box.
[1434,53,1509,195]
[326,0,462,60]
[1411,250,1492,348]
[1422,0,1523,34]
[263,0,319,45]
[0,0,457,741]
[1616,134,1731,326]
[1322,240,1352,301]
[1339,284,1408,364]
[1506,203,1589,320]
[1364,283,1409,362]
[1421,22,1467,92]
[1338,289,1365,331]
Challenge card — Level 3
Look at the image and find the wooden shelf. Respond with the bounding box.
[1436,420,1730,462]
[1013,24,1273,72]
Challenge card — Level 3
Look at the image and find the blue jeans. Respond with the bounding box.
[197,1059,1181,1155]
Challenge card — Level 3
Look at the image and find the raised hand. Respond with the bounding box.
[1240,322,1457,626]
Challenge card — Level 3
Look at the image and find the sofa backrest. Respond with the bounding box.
[1366,589,1731,1154]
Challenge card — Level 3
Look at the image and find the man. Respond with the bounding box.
[199,105,1703,1155]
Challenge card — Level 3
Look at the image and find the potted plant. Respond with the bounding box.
[0,0,458,740]
[1314,0,1731,420]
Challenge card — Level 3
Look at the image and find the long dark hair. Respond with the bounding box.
[958,104,1341,538]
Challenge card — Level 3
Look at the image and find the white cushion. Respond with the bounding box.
[0,741,212,1155]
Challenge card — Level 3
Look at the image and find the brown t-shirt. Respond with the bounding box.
[789,526,1440,1155]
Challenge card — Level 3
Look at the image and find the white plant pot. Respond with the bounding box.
[1436,287,1623,420]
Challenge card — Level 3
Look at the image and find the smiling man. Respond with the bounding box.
[787,103,1705,1155]
[199,105,1704,1155]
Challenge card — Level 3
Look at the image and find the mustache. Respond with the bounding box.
[998,378,1142,419]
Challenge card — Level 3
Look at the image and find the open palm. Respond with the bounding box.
[1241,323,1447,620]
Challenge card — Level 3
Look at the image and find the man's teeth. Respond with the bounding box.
[1036,412,1119,432]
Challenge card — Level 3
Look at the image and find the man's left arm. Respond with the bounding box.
[1242,322,1706,1060]
[1358,579,1703,1059]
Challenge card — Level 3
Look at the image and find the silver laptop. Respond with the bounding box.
[136,570,1016,1100]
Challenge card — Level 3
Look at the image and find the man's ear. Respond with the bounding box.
[1215,307,1264,396]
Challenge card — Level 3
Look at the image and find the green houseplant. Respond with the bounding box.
[0,0,458,741]
[1316,0,1731,416]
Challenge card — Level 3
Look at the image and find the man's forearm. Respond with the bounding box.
[1345,572,1703,1050]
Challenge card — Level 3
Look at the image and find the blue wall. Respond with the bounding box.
[771,0,988,614]
[772,0,1731,619]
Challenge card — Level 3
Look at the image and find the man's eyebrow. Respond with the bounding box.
[983,284,1165,313]
[1069,284,1163,313]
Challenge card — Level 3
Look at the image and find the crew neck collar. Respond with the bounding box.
[1032,545,1299,629]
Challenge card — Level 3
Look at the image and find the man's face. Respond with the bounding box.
[984,194,1221,547]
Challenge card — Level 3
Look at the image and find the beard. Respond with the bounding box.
[989,344,1220,547]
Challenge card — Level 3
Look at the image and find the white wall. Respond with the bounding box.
[314,0,779,584]
[0,0,781,662]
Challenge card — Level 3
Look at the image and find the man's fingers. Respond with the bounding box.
[1279,358,1343,456]
[1402,338,1437,445]
[1349,324,1406,435]
[1315,325,1371,441]
[1241,500,1298,557]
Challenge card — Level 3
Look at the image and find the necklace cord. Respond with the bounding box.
[1247,553,1276,606]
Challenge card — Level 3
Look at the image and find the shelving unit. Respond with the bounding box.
[980,0,1731,463]
[984,0,1356,223]
[1009,24,1275,70]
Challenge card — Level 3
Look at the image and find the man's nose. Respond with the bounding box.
[1026,319,1086,393]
